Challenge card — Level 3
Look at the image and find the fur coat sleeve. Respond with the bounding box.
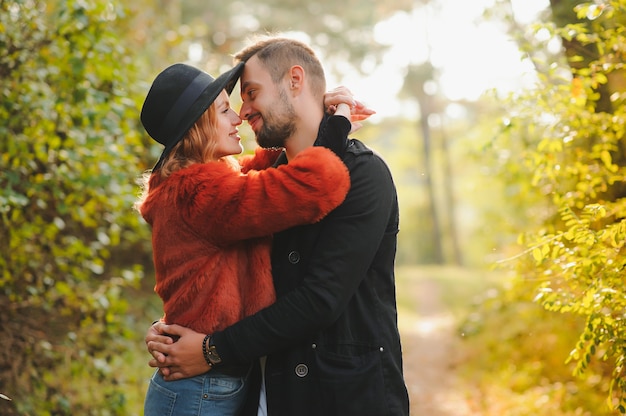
[239,147,283,173]
[145,146,350,245]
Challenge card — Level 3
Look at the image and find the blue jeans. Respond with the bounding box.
[144,366,251,416]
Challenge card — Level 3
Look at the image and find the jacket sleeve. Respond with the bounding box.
[314,114,351,158]
[180,146,350,244]
[211,148,398,363]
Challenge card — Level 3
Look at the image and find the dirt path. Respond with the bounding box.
[398,276,477,415]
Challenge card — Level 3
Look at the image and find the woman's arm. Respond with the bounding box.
[182,146,350,244]
[315,87,375,157]
[324,86,375,131]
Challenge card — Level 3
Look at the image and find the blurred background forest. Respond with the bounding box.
[2,0,626,414]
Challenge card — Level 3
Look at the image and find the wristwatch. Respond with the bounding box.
[203,335,223,367]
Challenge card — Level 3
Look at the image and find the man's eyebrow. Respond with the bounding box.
[241,80,257,92]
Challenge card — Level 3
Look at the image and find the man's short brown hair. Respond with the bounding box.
[234,36,326,99]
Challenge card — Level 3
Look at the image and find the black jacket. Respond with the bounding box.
[213,122,409,416]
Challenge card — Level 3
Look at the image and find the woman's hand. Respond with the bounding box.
[145,322,211,381]
[324,86,375,132]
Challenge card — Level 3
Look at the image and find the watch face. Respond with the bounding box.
[208,345,222,364]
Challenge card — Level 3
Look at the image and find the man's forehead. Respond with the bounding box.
[240,56,268,86]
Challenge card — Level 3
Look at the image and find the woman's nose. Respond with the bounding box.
[232,111,242,126]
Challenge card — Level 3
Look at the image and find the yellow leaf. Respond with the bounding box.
[532,247,544,263]
[600,150,612,168]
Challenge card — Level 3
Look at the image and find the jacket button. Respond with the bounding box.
[294,363,308,378]
[288,251,300,264]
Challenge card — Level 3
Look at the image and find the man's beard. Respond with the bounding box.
[255,89,297,149]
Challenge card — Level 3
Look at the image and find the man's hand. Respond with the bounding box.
[145,322,211,381]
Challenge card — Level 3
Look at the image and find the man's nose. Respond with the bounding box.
[239,102,250,120]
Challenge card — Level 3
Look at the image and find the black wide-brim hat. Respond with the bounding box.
[140,61,244,170]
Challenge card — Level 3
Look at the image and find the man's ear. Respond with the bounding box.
[288,65,305,90]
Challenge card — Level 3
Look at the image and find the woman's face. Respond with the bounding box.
[213,90,244,159]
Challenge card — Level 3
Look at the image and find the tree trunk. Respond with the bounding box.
[417,96,444,264]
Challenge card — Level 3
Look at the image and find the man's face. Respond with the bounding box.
[239,55,296,149]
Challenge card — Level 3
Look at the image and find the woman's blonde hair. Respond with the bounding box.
[159,104,219,176]
[135,101,237,210]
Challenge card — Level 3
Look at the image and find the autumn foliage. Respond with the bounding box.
[486,1,626,412]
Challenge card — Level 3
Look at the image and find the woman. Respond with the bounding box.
[137,61,366,415]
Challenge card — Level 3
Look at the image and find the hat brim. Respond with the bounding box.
[153,62,245,170]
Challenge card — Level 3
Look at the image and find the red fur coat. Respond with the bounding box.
[140,147,350,334]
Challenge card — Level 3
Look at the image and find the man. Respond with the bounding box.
[146,36,410,416]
